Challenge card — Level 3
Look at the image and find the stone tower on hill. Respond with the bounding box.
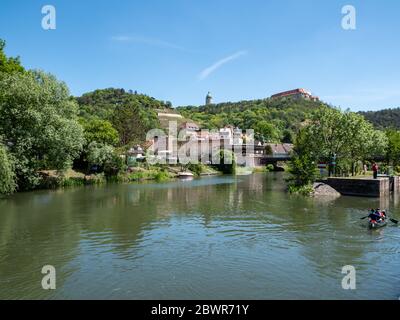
[205,92,212,105]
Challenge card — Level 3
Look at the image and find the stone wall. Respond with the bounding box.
[324,177,390,197]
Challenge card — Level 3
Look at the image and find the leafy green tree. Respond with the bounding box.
[386,129,400,166]
[0,143,16,195]
[86,142,125,176]
[0,70,85,190]
[290,107,388,180]
[287,129,318,187]
[112,99,159,146]
[287,154,318,187]
[80,118,119,146]
[255,120,281,142]
[0,39,25,74]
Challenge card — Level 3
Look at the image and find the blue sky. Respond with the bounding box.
[1,0,399,110]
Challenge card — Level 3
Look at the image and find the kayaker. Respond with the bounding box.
[369,210,382,222]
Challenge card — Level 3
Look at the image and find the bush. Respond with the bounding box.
[187,163,204,176]
[128,167,172,182]
[287,154,317,187]
[86,142,125,177]
[288,184,314,196]
[0,144,16,195]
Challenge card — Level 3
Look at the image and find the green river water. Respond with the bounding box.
[0,173,399,299]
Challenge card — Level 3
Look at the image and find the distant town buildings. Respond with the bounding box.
[205,92,213,105]
[271,88,319,102]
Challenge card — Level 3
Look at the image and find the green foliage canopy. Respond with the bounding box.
[80,118,119,146]
[290,107,388,181]
[0,70,85,190]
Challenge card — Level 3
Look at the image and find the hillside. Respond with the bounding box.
[75,88,173,146]
[177,97,327,143]
[76,88,171,121]
[358,108,400,130]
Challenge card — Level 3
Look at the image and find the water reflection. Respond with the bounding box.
[0,173,399,299]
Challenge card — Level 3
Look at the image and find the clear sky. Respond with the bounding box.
[1,0,399,110]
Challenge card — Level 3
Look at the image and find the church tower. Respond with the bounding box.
[205,92,212,105]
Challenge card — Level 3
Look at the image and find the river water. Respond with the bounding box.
[0,173,399,299]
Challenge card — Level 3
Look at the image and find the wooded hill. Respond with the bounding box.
[358,108,400,130]
[177,98,327,143]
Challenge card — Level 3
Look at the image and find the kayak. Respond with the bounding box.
[368,218,387,229]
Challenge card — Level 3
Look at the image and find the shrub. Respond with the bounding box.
[0,144,16,195]
[288,184,314,196]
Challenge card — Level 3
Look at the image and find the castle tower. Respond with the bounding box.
[205,92,212,105]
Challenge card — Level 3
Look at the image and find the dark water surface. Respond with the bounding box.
[0,173,399,299]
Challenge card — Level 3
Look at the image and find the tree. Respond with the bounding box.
[112,99,159,146]
[0,70,85,190]
[0,39,25,74]
[255,120,281,142]
[0,143,16,195]
[80,118,119,146]
[287,129,318,187]
[386,129,400,167]
[86,142,125,176]
[289,107,388,180]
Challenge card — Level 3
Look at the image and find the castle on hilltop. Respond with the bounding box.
[271,88,319,101]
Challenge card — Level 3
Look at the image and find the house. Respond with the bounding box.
[179,121,200,132]
[265,143,294,158]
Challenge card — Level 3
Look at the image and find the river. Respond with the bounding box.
[0,173,399,299]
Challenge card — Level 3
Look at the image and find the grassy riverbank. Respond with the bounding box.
[37,164,223,190]
[35,164,282,192]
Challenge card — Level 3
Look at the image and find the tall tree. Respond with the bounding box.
[112,99,159,146]
[0,70,85,190]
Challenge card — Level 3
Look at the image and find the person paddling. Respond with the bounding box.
[368,209,382,222]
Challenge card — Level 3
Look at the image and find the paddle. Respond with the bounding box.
[361,209,372,220]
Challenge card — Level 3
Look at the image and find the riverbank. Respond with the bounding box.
[36,165,223,190]
[2,164,280,195]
